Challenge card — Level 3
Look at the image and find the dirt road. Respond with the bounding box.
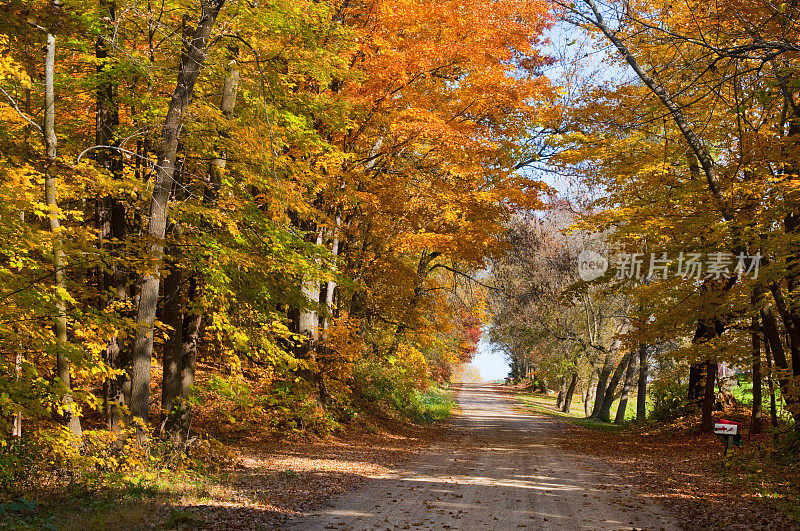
[283,384,679,530]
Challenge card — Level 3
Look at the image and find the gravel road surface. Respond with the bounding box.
[283,383,679,530]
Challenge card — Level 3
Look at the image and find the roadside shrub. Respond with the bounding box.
[649,364,689,421]
[353,358,454,422]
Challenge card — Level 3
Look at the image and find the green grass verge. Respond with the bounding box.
[514,392,625,431]
[407,385,457,422]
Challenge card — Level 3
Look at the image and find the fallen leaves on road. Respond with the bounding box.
[167,422,444,529]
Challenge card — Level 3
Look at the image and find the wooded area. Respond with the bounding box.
[491,0,800,439]
[0,0,551,489]
[2,0,800,525]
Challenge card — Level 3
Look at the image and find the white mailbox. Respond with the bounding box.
[714,422,738,435]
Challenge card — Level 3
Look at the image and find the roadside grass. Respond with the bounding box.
[0,466,233,530]
[407,385,457,423]
[513,392,624,431]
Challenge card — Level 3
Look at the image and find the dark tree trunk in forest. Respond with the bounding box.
[637,343,648,421]
[161,53,237,442]
[767,283,800,379]
[691,318,726,433]
[556,376,566,410]
[161,231,183,417]
[562,373,578,413]
[751,314,763,434]
[688,363,703,402]
[130,0,226,434]
[597,352,630,422]
[615,350,638,424]
[764,334,779,427]
[778,115,800,381]
[590,351,613,419]
[181,276,201,400]
[95,1,129,432]
[760,305,800,426]
[700,360,717,433]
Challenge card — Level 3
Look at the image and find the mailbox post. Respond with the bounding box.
[714,420,742,456]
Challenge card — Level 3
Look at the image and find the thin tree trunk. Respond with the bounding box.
[95,2,129,433]
[130,0,226,433]
[299,232,324,341]
[322,210,341,334]
[761,305,800,424]
[169,50,236,416]
[207,46,239,200]
[752,314,763,434]
[764,332,779,427]
[584,369,595,417]
[44,30,82,440]
[562,373,578,413]
[637,343,648,421]
[12,349,22,437]
[615,350,638,424]
[767,283,800,378]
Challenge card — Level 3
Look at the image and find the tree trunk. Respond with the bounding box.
[299,231,324,341]
[207,47,238,200]
[637,343,648,421]
[590,351,613,418]
[615,349,638,424]
[43,30,82,440]
[95,2,129,433]
[688,362,705,402]
[322,210,341,335]
[751,314,763,435]
[597,352,630,422]
[130,0,226,433]
[556,376,566,410]
[562,372,578,413]
[767,283,800,379]
[161,236,183,416]
[700,360,717,433]
[181,276,201,400]
[764,333,779,427]
[583,369,595,417]
[761,305,800,424]
[12,349,22,437]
